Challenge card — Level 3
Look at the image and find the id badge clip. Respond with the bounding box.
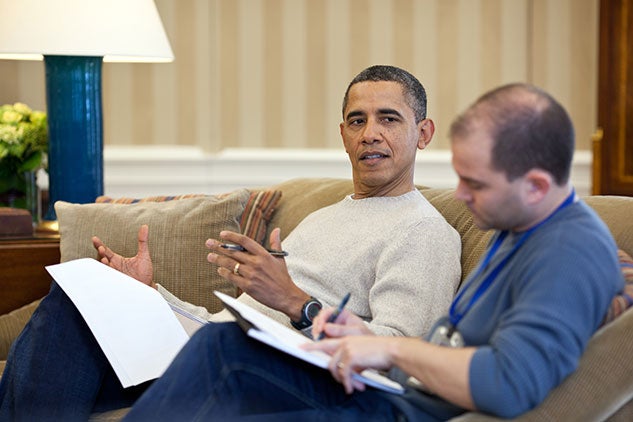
[428,323,465,348]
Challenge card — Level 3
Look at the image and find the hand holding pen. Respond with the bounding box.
[317,292,351,340]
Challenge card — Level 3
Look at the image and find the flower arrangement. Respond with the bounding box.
[0,102,48,209]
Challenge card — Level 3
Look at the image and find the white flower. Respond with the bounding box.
[1,110,23,124]
[12,102,32,115]
[0,125,19,144]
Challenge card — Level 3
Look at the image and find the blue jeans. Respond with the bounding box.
[0,282,149,421]
[1,286,457,421]
[124,323,442,421]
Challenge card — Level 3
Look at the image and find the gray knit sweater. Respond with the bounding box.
[160,190,461,338]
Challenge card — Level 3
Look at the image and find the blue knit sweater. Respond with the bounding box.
[459,200,623,417]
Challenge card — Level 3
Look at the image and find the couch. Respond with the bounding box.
[1,177,632,421]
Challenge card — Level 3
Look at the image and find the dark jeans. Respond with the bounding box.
[124,322,437,421]
[0,282,149,422]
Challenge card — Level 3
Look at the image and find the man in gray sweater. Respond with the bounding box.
[95,64,461,338]
[0,65,461,420]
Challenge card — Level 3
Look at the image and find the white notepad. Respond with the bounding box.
[215,291,404,395]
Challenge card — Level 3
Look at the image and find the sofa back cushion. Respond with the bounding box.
[582,195,633,256]
[267,178,355,241]
[419,188,493,283]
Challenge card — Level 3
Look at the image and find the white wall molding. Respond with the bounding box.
[100,146,593,198]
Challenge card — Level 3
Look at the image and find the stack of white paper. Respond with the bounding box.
[46,258,190,388]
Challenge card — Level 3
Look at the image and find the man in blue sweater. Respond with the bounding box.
[122,83,623,420]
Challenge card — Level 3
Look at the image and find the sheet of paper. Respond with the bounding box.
[46,258,190,388]
[214,292,404,394]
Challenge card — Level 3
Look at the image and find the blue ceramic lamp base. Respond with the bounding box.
[43,55,104,221]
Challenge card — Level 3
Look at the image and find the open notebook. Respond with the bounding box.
[214,291,404,394]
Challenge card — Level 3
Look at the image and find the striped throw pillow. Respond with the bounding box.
[601,249,633,326]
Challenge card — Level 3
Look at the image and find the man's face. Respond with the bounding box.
[451,127,528,231]
[340,81,430,198]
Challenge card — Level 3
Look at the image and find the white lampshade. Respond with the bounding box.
[0,0,174,63]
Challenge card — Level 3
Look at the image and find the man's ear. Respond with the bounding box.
[340,122,350,153]
[417,119,435,150]
[523,169,552,205]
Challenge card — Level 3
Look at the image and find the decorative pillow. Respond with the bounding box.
[56,190,251,314]
[96,190,282,247]
[239,190,282,245]
[95,193,206,204]
[602,249,633,326]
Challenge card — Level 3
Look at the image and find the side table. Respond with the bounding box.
[0,235,60,315]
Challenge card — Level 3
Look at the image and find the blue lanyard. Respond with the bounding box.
[448,190,577,327]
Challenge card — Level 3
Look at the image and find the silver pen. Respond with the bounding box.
[220,243,289,257]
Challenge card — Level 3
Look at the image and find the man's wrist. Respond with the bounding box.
[290,297,322,330]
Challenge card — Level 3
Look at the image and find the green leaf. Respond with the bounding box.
[19,151,43,172]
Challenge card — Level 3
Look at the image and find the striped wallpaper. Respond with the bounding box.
[0,0,598,152]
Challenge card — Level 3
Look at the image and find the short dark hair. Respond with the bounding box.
[449,83,574,185]
[342,65,427,123]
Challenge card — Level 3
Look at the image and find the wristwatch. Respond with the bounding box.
[290,297,322,330]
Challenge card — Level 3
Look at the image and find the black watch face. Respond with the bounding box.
[305,301,322,321]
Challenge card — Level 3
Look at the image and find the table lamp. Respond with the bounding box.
[0,0,174,225]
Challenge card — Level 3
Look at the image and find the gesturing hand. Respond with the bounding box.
[92,224,155,289]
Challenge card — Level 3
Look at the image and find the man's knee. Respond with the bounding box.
[189,322,244,348]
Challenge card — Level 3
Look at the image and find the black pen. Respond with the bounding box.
[317,292,351,341]
[220,243,289,257]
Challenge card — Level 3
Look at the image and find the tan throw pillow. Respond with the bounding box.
[55,189,251,313]
[95,190,282,247]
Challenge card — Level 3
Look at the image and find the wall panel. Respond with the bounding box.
[0,0,599,152]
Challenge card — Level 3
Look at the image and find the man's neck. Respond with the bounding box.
[513,184,574,232]
[352,180,416,199]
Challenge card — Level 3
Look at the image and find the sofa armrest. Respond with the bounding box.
[0,299,40,361]
[451,308,633,421]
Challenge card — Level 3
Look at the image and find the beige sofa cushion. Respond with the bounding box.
[583,195,633,256]
[55,190,251,314]
[419,188,493,284]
